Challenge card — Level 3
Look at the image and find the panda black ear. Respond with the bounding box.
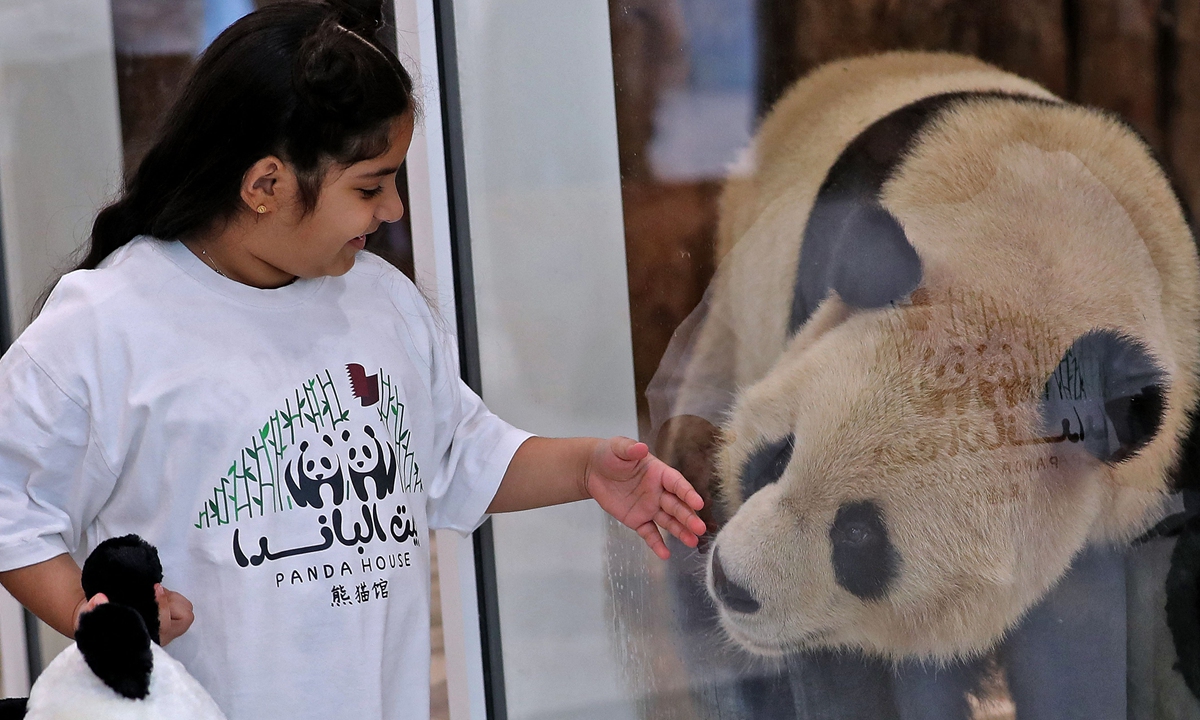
[75,603,153,700]
[1041,330,1167,464]
[827,204,923,310]
[81,534,163,644]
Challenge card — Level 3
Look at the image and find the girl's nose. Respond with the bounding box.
[378,189,405,224]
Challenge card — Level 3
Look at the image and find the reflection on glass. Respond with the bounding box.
[111,0,206,174]
[610,2,1200,719]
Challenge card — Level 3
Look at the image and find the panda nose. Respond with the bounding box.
[711,547,760,613]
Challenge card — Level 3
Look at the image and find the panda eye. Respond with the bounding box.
[829,500,898,601]
[739,434,795,499]
[838,522,871,546]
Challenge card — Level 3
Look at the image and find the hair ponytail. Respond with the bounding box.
[83,200,144,271]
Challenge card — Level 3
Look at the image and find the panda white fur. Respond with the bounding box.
[0,536,226,720]
[694,51,1200,661]
[23,618,226,720]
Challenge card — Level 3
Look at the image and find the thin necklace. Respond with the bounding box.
[200,248,228,278]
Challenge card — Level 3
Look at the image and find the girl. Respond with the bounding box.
[0,2,706,719]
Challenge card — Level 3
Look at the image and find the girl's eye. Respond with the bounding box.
[358,186,384,199]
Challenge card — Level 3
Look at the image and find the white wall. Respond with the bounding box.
[0,0,124,331]
[0,0,124,689]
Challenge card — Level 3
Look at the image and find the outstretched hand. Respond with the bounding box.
[584,437,706,559]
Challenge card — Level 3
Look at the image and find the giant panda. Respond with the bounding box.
[0,536,226,720]
[670,51,1200,674]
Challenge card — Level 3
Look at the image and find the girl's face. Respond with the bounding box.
[254,115,415,281]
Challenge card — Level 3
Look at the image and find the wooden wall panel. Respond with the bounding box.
[609,0,688,181]
[759,0,1070,121]
[970,0,1069,96]
[620,182,721,436]
[1075,0,1164,148]
[1171,0,1200,217]
[757,0,802,116]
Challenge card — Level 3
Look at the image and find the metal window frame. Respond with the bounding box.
[428,4,508,719]
[393,1,506,718]
[0,184,31,699]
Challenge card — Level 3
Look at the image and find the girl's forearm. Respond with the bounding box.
[487,436,601,513]
[0,553,86,639]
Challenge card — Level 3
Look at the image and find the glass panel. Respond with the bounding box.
[450,0,1200,717]
[610,1,1200,719]
[448,1,642,719]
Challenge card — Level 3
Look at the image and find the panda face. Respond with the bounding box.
[707,298,1162,659]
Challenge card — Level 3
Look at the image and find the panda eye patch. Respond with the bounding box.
[739,434,795,499]
[830,500,898,601]
[841,523,871,546]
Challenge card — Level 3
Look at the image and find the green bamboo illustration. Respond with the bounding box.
[280,397,303,444]
[302,380,321,428]
[262,412,287,512]
[318,369,350,428]
[196,367,416,529]
[377,375,395,426]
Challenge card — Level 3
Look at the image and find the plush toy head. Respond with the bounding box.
[0,535,226,720]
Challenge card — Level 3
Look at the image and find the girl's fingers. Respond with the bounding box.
[654,510,698,548]
[637,521,670,559]
[74,592,109,631]
[612,437,648,463]
[662,466,705,511]
[655,479,708,537]
[155,584,195,645]
[659,493,706,537]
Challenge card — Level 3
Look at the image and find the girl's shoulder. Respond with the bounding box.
[346,252,454,355]
[33,237,168,328]
[8,238,171,396]
[348,251,438,317]
[45,235,171,304]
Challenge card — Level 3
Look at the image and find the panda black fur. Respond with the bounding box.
[694,51,1200,661]
[0,536,226,720]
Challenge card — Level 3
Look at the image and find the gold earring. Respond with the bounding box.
[256,205,267,214]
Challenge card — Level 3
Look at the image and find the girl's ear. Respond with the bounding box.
[240,156,288,214]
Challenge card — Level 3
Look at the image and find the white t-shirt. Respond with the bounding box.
[0,237,532,720]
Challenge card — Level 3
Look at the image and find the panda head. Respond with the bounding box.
[18,535,226,720]
[707,281,1170,660]
[698,78,1199,661]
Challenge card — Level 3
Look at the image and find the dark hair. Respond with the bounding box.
[77,0,415,272]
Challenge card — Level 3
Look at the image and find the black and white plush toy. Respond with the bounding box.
[0,536,225,720]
